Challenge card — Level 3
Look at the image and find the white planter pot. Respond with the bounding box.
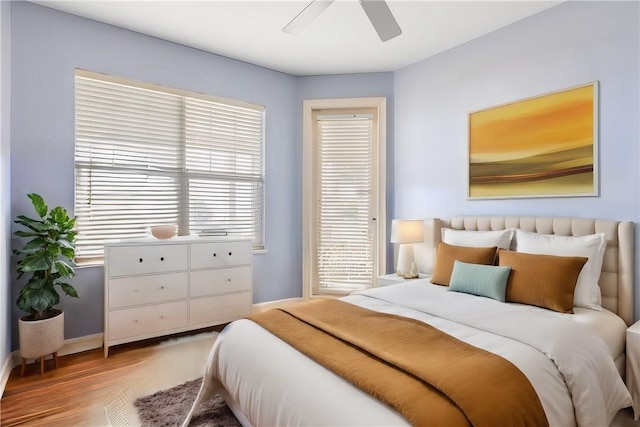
[18,311,65,359]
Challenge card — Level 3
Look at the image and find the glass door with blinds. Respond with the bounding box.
[308,107,383,295]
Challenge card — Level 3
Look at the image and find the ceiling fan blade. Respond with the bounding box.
[359,0,402,42]
[283,0,335,35]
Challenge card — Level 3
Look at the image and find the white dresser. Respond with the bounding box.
[104,236,252,356]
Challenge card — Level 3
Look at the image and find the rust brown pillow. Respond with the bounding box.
[498,249,588,313]
[430,242,497,286]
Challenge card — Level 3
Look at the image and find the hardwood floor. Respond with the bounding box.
[1,327,223,426]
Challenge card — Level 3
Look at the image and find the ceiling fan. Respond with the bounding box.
[283,0,402,42]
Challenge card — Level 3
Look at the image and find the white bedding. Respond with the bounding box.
[570,307,627,360]
[185,282,632,427]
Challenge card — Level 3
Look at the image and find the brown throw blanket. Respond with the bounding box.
[249,299,548,427]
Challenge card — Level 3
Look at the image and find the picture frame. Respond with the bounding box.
[468,82,599,199]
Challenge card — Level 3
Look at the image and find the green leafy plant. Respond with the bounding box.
[13,193,78,320]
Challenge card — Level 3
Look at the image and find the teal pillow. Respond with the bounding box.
[448,260,511,302]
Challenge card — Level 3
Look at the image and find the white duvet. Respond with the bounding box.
[184,282,633,427]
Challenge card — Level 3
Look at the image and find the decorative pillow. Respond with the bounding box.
[431,242,497,286]
[498,249,588,313]
[448,261,511,302]
[441,228,514,250]
[514,229,606,310]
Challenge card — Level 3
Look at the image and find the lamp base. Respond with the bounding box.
[396,244,415,276]
[398,272,420,279]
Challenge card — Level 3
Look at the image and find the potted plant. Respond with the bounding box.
[13,193,78,375]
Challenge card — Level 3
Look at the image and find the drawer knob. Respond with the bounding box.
[139,258,143,263]
[160,257,164,261]
[213,253,217,257]
[227,278,231,282]
[160,286,165,290]
[228,252,232,256]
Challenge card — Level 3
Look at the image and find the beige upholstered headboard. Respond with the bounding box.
[431,216,635,326]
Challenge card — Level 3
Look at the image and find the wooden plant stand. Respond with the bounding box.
[21,352,58,376]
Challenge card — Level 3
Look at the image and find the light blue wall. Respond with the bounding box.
[1,0,12,372]
[10,2,299,346]
[8,0,640,352]
[296,73,396,272]
[393,1,640,319]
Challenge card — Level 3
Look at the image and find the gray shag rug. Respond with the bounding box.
[134,378,241,427]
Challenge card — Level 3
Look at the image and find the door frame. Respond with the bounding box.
[302,97,387,299]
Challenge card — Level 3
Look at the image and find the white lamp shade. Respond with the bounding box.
[391,220,424,244]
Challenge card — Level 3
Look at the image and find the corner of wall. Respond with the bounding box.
[0,351,14,396]
[0,0,13,386]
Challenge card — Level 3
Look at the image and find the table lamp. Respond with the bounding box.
[390,219,424,276]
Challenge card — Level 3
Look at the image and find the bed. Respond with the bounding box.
[183,216,636,427]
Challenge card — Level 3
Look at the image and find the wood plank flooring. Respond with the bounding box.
[1,327,223,426]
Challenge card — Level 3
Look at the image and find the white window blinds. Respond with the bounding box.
[314,114,374,293]
[74,71,265,264]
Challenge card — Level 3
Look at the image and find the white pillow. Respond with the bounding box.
[442,228,514,250]
[514,229,606,310]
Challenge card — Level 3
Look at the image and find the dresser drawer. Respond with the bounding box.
[190,241,251,269]
[108,272,188,308]
[189,292,251,326]
[190,267,251,297]
[107,244,188,277]
[103,237,254,357]
[108,301,188,341]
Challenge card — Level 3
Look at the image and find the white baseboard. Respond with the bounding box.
[0,351,13,397]
[0,299,302,397]
[10,332,105,366]
[57,333,104,357]
[251,297,305,314]
[1,333,104,397]
[5,332,104,386]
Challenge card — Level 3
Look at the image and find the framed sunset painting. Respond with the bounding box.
[468,82,598,199]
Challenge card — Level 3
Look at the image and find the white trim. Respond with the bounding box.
[10,333,104,367]
[1,333,103,397]
[317,113,373,120]
[58,333,104,357]
[0,300,303,395]
[302,97,387,299]
[0,351,13,397]
[251,298,305,314]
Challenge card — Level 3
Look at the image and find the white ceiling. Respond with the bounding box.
[33,0,564,76]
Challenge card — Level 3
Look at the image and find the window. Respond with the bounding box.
[74,70,265,265]
[302,99,387,297]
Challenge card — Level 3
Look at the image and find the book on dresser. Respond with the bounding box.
[103,236,253,357]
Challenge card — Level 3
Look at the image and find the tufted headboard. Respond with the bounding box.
[431,216,635,326]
